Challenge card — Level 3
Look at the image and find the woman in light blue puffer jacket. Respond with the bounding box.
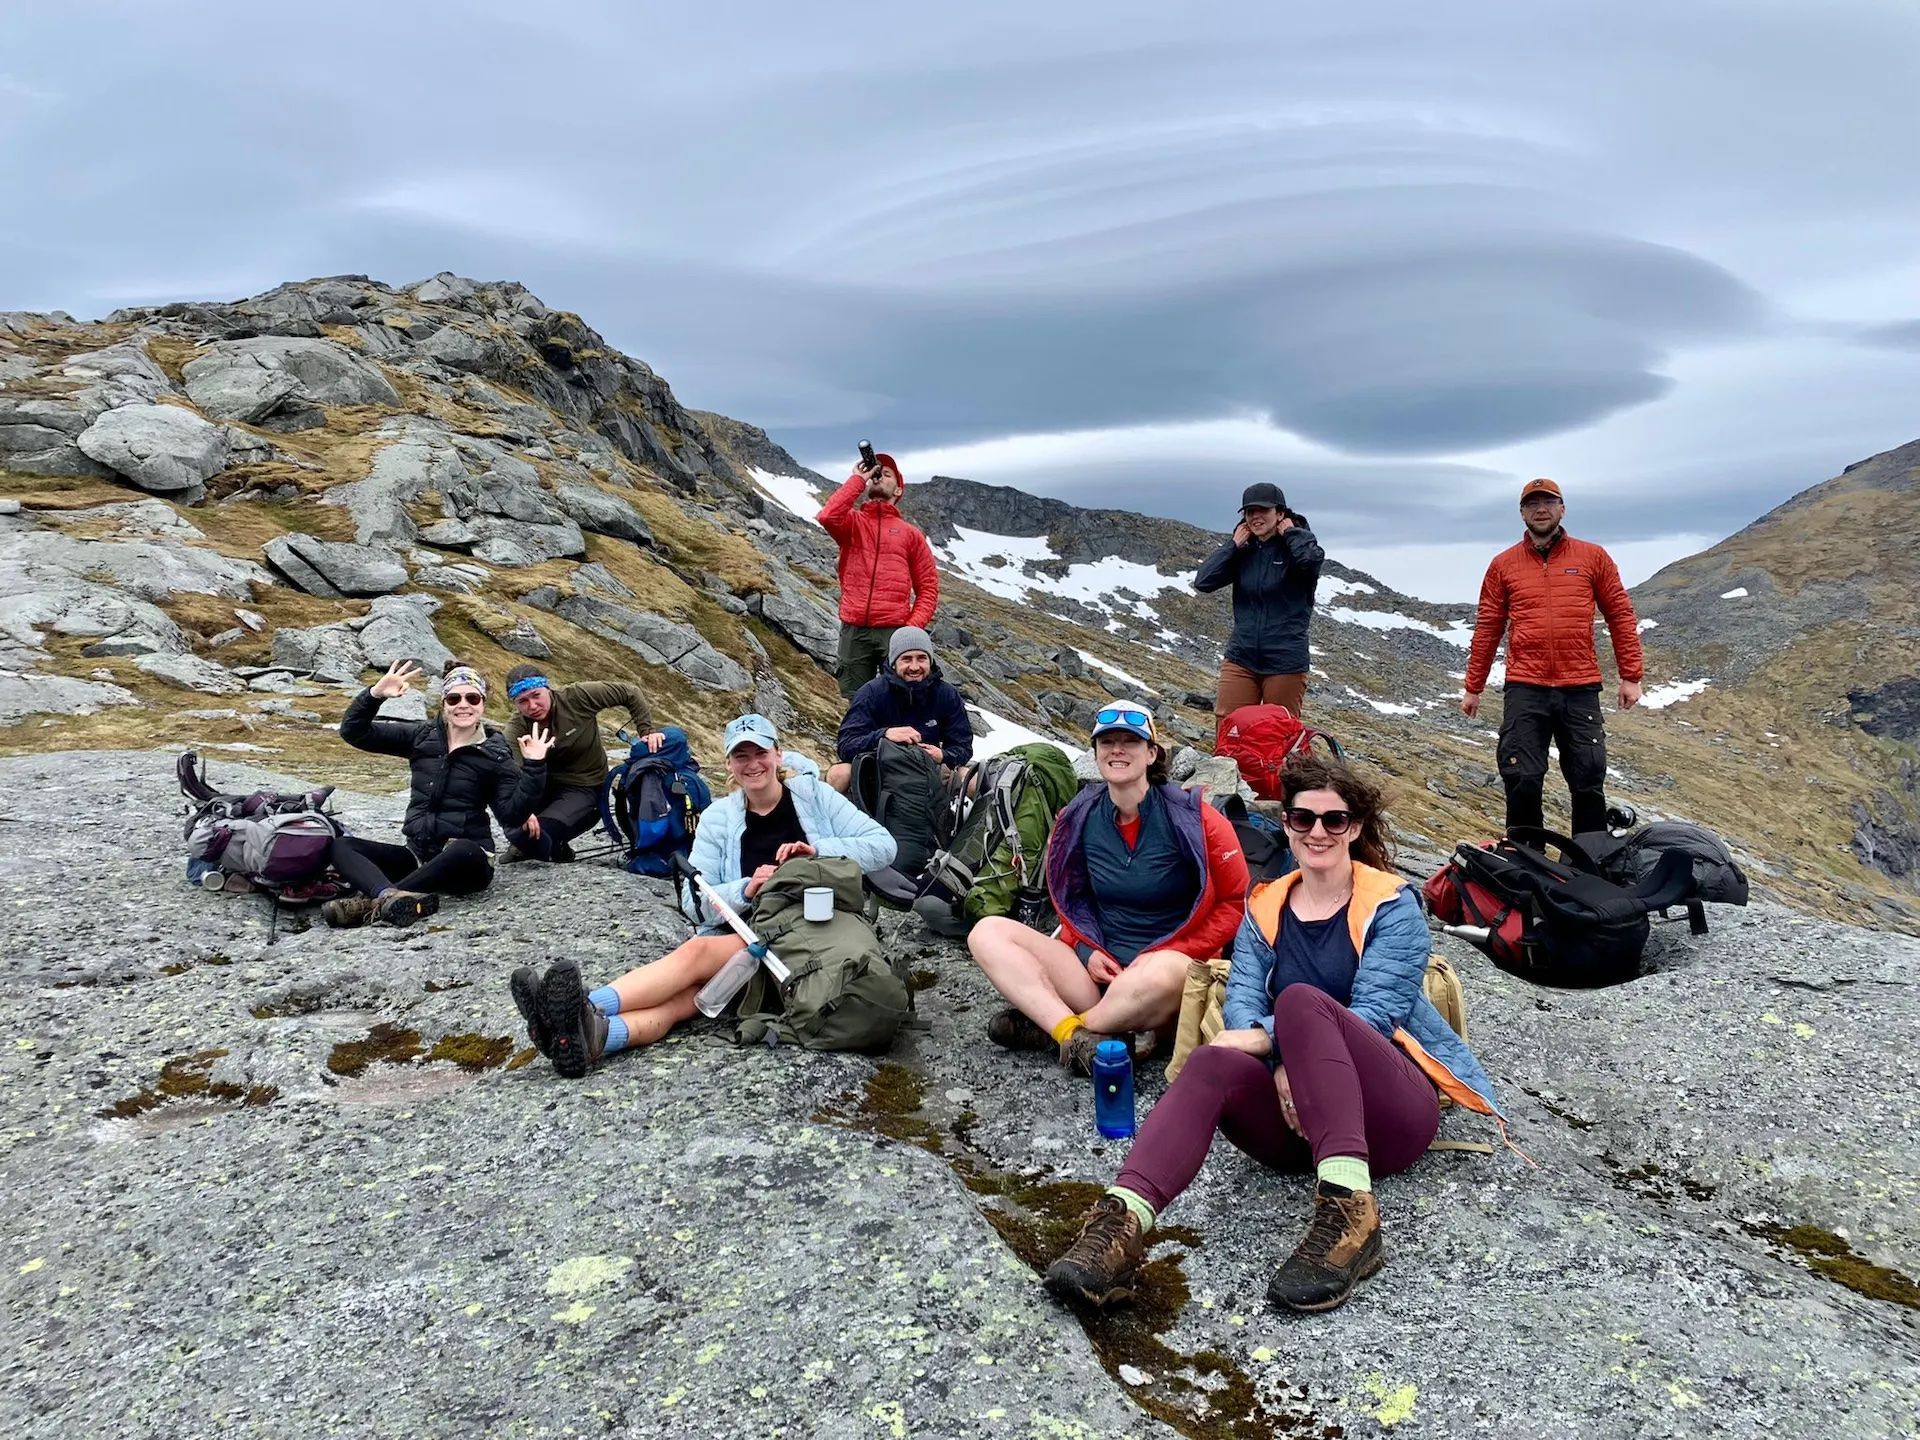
[513,713,895,1078]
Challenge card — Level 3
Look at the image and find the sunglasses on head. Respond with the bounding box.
[1094,707,1151,730]
[1283,806,1353,836]
[444,691,485,706]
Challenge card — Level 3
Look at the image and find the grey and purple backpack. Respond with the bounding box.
[179,751,344,900]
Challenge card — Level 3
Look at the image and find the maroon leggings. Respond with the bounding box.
[1115,984,1441,1214]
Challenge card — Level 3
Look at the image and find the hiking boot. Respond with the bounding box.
[321,895,378,929]
[509,966,552,1057]
[986,1006,1054,1053]
[551,838,577,864]
[1043,1195,1146,1306]
[1059,1027,1130,1077]
[500,846,535,865]
[371,890,439,927]
[1265,1182,1384,1313]
[539,959,607,1079]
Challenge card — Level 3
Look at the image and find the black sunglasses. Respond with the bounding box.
[444,691,486,706]
[1283,806,1353,837]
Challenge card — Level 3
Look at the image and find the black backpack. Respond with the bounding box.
[1430,829,1697,988]
[1214,793,1296,888]
[850,738,947,876]
[1572,821,1750,909]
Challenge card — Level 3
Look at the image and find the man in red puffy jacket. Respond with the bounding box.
[817,450,940,699]
[1461,478,1643,837]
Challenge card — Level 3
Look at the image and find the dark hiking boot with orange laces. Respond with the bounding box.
[1043,1195,1147,1306]
[986,1007,1054,1052]
[372,890,439,927]
[1266,1181,1384,1313]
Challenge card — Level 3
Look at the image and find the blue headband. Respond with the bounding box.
[507,675,550,700]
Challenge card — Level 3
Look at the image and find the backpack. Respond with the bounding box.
[915,743,1080,936]
[1215,704,1345,801]
[1423,829,1696,988]
[1573,821,1750,909]
[1213,793,1296,887]
[850,738,946,876]
[734,856,911,1051]
[598,727,711,876]
[178,751,343,897]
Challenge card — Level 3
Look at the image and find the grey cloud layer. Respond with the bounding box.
[3,0,1918,553]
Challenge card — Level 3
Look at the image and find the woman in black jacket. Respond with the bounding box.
[322,659,552,928]
[1193,482,1326,737]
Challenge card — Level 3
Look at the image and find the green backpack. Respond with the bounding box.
[735,856,911,1052]
[915,742,1080,934]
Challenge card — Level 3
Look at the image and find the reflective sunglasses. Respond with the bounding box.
[1093,707,1153,731]
[1283,806,1354,836]
[444,691,486,706]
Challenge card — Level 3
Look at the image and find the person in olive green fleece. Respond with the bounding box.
[502,663,664,862]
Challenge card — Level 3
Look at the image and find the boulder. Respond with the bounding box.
[554,594,750,691]
[262,533,406,597]
[551,482,655,546]
[0,531,268,604]
[270,625,368,684]
[324,422,467,547]
[472,612,550,659]
[467,516,585,566]
[357,596,453,673]
[0,669,139,722]
[57,341,171,391]
[0,421,114,478]
[58,499,204,538]
[571,562,633,599]
[182,336,399,430]
[0,584,188,656]
[75,403,229,496]
[746,575,839,667]
[133,653,247,695]
[374,690,429,722]
[417,518,479,550]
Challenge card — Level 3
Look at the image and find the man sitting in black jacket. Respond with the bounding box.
[826,626,974,792]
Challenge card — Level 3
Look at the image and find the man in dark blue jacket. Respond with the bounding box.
[827,625,975,792]
[1193,481,1325,736]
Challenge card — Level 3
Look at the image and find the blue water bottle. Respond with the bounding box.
[1092,1039,1136,1139]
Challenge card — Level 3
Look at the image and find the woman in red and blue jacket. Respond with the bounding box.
[967,701,1247,1076]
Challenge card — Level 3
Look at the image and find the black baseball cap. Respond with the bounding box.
[1240,482,1286,512]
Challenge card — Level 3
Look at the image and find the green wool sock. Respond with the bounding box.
[1316,1156,1372,1194]
[1106,1186,1157,1232]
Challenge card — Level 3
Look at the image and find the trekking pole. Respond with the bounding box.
[670,854,791,985]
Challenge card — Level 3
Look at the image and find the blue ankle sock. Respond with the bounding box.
[603,1016,629,1057]
[589,987,621,1017]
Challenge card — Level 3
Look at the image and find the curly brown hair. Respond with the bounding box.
[1280,754,1394,872]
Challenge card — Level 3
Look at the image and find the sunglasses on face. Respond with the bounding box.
[1094,707,1152,730]
[1283,807,1354,837]
[444,691,485,706]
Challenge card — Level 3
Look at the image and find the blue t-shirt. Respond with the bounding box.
[1082,789,1197,965]
[1273,897,1359,1005]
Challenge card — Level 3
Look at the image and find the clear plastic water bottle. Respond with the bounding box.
[1092,1039,1136,1139]
[694,946,759,1018]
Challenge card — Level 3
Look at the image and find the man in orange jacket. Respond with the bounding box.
[1461,478,1643,837]
[817,450,940,700]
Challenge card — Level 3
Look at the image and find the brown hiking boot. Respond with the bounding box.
[986,1006,1054,1052]
[1059,1027,1130,1077]
[371,890,440,927]
[321,895,378,929]
[1043,1195,1147,1306]
[1266,1182,1384,1313]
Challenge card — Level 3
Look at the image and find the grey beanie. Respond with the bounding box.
[888,626,934,666]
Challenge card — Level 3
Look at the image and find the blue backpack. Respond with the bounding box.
[597,728,711,876]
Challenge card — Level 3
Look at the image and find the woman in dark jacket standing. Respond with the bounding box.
[1193,482,1325,736]
[322,659,552,927]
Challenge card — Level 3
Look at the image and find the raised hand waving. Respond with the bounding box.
[372,659,420,699]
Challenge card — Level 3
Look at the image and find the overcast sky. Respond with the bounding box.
[5,2,1919,600]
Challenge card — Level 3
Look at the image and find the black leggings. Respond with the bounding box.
[504,785,599,860]
[330,836,494,900]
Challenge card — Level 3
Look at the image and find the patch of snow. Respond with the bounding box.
[1074,648,1151,692]
[967,705,1083,761]
[1637,618,1660,632]
[1344,686,1418,716]
[936,526,1189,617]
[1316,576,1377,600]
[1321,605,1475,647]
[1641,678,1711,710]
[749,467,825,521]
[1719,587,1748,600]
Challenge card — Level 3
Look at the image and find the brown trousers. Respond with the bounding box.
[1214,661,1307,734]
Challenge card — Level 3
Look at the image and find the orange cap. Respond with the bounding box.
[1520,477,1563,503]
